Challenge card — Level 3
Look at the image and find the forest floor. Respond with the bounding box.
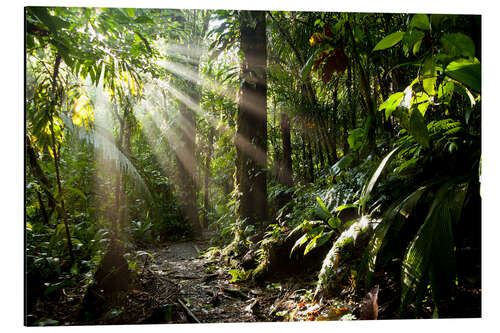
[105,233,359,324]
[32,231,361,326]
[29,230,481,326]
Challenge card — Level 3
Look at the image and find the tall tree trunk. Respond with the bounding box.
[279,112,293,188]
[176,100,200,236]
[234,10,268,241]
[203,126,214,229]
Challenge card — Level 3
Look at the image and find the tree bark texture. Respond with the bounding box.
[234,10,268,237]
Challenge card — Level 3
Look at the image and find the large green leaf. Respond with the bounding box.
[445,60,481,93]
[316,196,332,218]
[30,7,71,33]
[347,128,365,151]
[373,31,404,51]
[437,80,455,104]
[409,107,430,148]
[304,230,324,255]
[440,33,475,59]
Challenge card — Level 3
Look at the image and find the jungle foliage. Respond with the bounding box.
[25,7,480,325]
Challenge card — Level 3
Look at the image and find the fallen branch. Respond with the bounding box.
[177,299,201,323]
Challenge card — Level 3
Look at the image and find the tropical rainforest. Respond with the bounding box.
[24,6,481,326]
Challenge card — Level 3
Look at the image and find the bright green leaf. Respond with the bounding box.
[438,80,455,104]
[126,8,135,17]
[316,196,331,218]
[379,92,405,119]
[347,128,365,151]
[373,31,405,51]
[327,217,341,229]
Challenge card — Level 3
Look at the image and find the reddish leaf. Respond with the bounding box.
[324,24,333,37]
[321,48,348,83]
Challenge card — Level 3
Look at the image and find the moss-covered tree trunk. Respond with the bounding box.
[234,10,268,242]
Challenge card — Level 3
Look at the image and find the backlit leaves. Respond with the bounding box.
[445,59,481,93]
[379,92,404,120]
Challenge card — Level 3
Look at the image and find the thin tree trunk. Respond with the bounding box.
[119,106,132,233]
[113,105,126,238]
[49,54,74,263]
[203,126,214,229]
[36,190,49,225]
[307,134,314,182]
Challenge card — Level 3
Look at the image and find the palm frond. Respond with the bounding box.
[357,185,427,290]
[63,116,154,202]
[400,180,468,314]
[360,147,399,214]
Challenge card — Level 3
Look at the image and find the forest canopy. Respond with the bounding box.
[24,6,481,325]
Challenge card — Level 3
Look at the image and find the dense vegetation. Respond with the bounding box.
[25,7,481,325]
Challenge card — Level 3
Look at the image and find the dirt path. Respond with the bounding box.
[143,237,259,323]
[130,232,360,324]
